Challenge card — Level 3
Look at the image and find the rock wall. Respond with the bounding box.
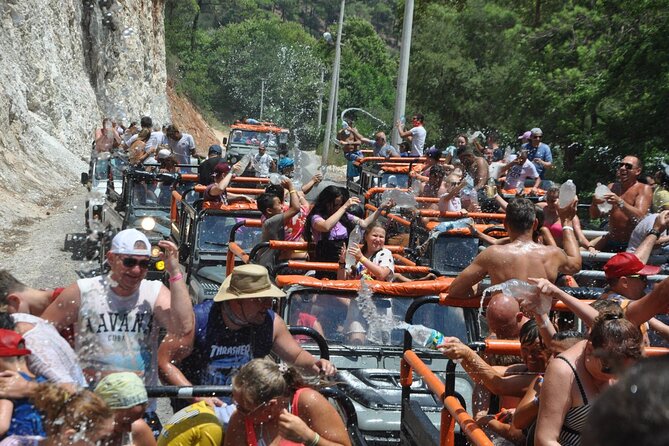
[0,0,169,224]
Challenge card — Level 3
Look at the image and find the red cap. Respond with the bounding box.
[213,162,231,177]
[0,329,31,357]
[603,252,660,280]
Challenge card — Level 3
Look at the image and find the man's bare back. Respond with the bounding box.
[448,198,581,299]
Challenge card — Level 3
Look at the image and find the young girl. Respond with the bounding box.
[225,358,351,446]
[0,383,113,446]
[338,223,394,281]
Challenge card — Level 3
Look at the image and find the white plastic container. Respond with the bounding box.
[594,183,613,213]
[558,180,576,208]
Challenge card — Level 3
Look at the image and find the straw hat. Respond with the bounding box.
[214,264,285,302]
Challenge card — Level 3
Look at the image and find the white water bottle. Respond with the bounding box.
[401,323,446,349]
[345,225,364,270]
[498,279,551,315]
[594,183,612,213]
[558,180,576,208]
[430,217,475,239]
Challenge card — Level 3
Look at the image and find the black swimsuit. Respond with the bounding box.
[556,356,590,446]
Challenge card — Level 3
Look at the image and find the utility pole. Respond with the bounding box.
[260,79,265,120]
[322,0,345,167]
[317,69,324,127]
[391,0,415,147]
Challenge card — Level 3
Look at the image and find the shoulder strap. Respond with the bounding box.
[556,356,588,404]
[244,417,258,445]
[291,388,307,417]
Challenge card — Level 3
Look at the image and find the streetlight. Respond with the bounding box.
[391,0,415,147]
[321,0,345,168]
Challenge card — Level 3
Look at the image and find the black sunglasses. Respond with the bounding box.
[121,257,151,269]
[618,162,634,170]
[532,135,542,139]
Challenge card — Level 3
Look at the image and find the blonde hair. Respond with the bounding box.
[32,383,112,437]
[232,358,309,407]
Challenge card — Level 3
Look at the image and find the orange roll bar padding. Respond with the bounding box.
[226,242,250,275]
[418,210,506,220]
[363,187,441,204]
[364,204,411,227]
[353,156,424,167]
[230,176,270,184]
[438,294,595,312]
[276,275,453,297]
[393,254,416,266]
[483,339,669,357]
[202,201,258,211]
[501,187,546,197]
[171,190,183,222]
[180,173,199,182]
[266,240,406,253]
[193,184,264,195]
[283,261,431,275]
[423,222,507,238]
[403,350,493,446]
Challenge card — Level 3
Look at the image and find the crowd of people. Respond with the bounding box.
[0,112,668,446]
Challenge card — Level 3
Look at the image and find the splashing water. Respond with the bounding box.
[353,279,401,344]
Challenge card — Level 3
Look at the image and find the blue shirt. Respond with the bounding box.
[522,142,552,179]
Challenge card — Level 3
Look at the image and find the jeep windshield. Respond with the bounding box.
[126,210,172,238]
[285,289,468,348]
[196,214,262,254]
[229,130,281,147]
[94,156,127,181]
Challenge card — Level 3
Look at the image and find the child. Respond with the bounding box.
[94,372,155,446]
[438,174,468,213]
[255,178,302,269]
[0,329,46,438]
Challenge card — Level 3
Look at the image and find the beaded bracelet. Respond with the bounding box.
[168,273,183,283]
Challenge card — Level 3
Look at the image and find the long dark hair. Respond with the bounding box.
[305,185,354,242]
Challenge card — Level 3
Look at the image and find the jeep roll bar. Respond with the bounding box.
[287,326,330,360]
[274,260,436,275]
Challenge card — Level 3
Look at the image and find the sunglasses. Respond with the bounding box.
[532,135,542,140]
[626,274,648,282]
[121,257,151,269]
[618,162,635,170]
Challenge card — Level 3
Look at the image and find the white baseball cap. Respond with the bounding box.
[110,229,151,256]
[157,148,171,159]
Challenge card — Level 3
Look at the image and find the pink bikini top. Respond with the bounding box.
[244,388,308,446]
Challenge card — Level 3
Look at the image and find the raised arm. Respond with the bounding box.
[358,199,393,229]
[625,276,669,326]
[440,338,534,398]
[448,252,489,299]
[634,211,668,264]
[557,199,582,274]
[153,240,195,337]
[271,316,336,377]
[282,178,301,222]
[41,283,81,331]
[311,197,360,233]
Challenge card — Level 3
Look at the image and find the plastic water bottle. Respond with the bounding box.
[382,189,417,208]
[430,217,475,238]
[558,180,576,208]
[269,173,286,185]
[402,323,446,349]
[485,178,497,198]
[345,225,364,270]
[594,183,612,213]
[496,279,551,315]
[400,115,406,126]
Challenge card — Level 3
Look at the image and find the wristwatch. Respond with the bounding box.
[617,200,625,209]
[648,229,662,238]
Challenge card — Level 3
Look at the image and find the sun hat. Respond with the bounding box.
[603,252,661,280]
[518,131,531,140]
[0,329,31,357]
[213,264,285,302]
[110,229,151,257]
[95,372,148,409]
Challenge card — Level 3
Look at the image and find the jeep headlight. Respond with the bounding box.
[141,217,156,231]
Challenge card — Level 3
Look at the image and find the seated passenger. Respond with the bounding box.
[534,307,644,445]
[337,223,394,281]
[305,186,388,265]
[225,358,351,446]
[0,329,47,438]
[94,372,155,446]
[537,185,595,252]
[255,179,305,268]
[203,162,252,204]
[499,150,541,192]
[438,174,468,213]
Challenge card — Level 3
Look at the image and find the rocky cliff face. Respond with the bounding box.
[0,0,169,224]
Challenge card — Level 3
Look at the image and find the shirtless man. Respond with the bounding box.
[456,146,489,191]
[448,197,582,299]
[590,155,652,252]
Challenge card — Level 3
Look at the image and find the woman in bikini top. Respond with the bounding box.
[534,308,643,445]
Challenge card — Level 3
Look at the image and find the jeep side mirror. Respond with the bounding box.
[222,137,228,145]
[81,172,89,185]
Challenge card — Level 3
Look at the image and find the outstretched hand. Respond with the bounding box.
[158,240,181,275]
[557,196,578,221]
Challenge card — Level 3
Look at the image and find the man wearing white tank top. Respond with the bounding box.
[42,229,194,431]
